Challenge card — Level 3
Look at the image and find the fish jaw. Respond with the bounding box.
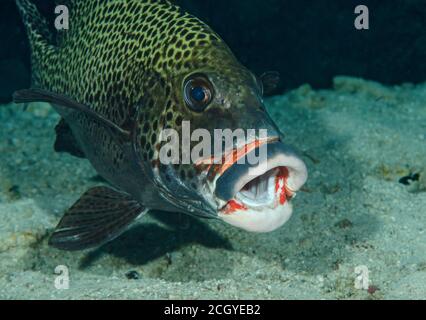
[219,200,293,233]
[214,142,308,233]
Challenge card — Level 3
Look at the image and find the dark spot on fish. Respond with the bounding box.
[165,99,172,109]
[158,10,166,19]
[167,48,174,58]
[151,133,157,145]
[143,122,150,133]
[152,120,158,131]
[152,52,160,66]
[166,112,173,121]
[165,85,171,96]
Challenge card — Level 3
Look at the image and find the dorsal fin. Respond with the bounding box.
[16,0,53,43]
[16,0,57,86]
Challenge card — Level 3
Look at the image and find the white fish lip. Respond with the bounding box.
[215,141,308,233]
[219,201,294,233]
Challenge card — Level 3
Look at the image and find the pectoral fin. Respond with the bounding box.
[49,186,146,251]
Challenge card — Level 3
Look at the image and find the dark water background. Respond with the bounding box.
[0,0,425,103]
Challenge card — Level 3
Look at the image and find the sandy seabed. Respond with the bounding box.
[0,76,425,299]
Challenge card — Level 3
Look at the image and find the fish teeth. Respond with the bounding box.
[235,169,277,207]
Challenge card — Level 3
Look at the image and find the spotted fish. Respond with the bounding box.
[14,0,308,250]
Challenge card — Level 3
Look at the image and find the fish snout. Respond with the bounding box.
[214,141,308,232]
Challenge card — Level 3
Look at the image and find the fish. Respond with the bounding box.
[14,0,308,251]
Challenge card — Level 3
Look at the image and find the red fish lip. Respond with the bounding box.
[194,136,278,178]
[221,199,248,215]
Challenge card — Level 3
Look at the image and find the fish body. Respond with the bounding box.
[15,0,308,250]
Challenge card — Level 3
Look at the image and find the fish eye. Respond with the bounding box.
[184,74,214,112]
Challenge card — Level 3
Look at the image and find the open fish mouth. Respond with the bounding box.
[215,141,308,232]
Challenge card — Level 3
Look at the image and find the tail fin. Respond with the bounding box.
[16,0,56,86]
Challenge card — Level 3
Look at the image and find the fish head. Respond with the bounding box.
[139,62,308,233]
[131,21,307,232]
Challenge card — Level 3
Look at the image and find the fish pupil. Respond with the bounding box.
[191,86,206,102]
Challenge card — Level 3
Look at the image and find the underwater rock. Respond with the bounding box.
[286,84,328,109]
[333,76,397,102]
[25,102,52,118]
